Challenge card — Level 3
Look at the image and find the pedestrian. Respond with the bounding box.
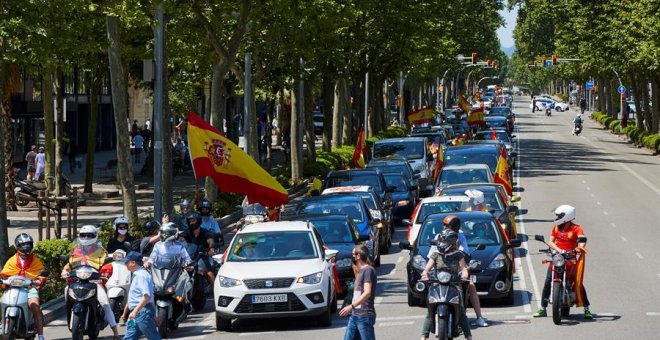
[132,120,139,136]
[144,119,151,131]
[123,251,162,340]
[339,244,377,340]
[133,133,144,163]
[25,145,37,181]
[67,139,79,174]
[34,146,46,181]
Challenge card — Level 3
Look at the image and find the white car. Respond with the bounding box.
[213,221,337,330]
[403,195,470,244]
[531,98,569,112]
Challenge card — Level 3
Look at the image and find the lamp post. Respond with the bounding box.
[477,76,498,91]
[454,64,477,103]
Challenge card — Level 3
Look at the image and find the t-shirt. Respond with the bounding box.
[106,235,136,253]
[430,250,464,275]
[35,153,46,168]
[352,265,377,317]
[181,228,212,252]
[127,267,155,309]
[140,236,155,256]
[551,223,585,251]
[133,134,144,149]
[25,151,37,169]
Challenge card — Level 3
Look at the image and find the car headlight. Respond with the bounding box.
[218,276,243,288]
[297,272,323,285]
[437,271,452,284]
[487,254,506,269]
[336,258,352,268]
[370,210,382,220]
[75,267,94,280]
[412,255,427,271]
[396,200,409,207]
[552,254,565,267]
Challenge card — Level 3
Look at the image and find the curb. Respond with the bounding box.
[43,296,65,325]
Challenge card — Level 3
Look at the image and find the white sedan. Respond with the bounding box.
[531,98,569,112]
[213,221,337,330]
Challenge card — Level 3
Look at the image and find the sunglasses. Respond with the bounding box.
[117,225,129,230]
[79,233,96,239]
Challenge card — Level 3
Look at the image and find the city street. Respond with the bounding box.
[41,97,660,339]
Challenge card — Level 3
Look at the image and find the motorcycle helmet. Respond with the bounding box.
[160,222,179,241]
[198,198,212,216]
[442,215,461,233]
[553,205,576,225]
[78,225,98,246]
[186,211,201,230]
[180,199,191,214]
[15,233,34,256]
[465,189,485,206]
[144,220,160,235]
[113,216,130,234]
[437,229,458,253]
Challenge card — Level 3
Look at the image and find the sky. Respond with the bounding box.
[497,6,518,49]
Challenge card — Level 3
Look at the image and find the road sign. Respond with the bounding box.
[586,81,594,91]
[617,85,626,94]
[545,61,552,68]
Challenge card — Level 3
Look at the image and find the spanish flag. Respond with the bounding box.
[187,112,288,207]
[493,147,512,195]
[471,92,482,101]
[432,144,444,184]
[574,252,587,307]
[458,93,471,113]
[352,126,367,169]
[467,107,485,126]
[407,105,434,125]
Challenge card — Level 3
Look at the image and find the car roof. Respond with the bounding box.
[443,182,507,192]
[283,214,351,222]
[423,211,494,222]
[485,116,507,120]
[442,164,491,170]
[327,169,382,176]
[419,195,470,204]
[368,156,410,165]
[301,195,363,203]
[441,185,498,194]
[322,186,372,194]
[446,145,499,153]
[375,137,426,143]
[239,221,312,233]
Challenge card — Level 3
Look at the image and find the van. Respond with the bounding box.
[373,137,432,190]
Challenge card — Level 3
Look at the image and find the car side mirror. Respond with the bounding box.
[508,238,522,248]
[510,195,521,203]
[324,249,339,260]
[357,234,371,242]
[212,254,224,265]
[399,240,411,250]
[534,235,545,243]
[507,205,519,214]
[402,219,411,226]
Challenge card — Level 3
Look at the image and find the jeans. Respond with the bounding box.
[343,315,376,340]
[123,305,161,340]
[540,266,590,308]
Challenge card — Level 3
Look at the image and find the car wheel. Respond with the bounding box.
[317,302,332,327]
[216,312,232,331]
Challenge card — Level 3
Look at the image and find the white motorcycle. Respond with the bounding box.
[0,270,49,340]
[100,249,132,323]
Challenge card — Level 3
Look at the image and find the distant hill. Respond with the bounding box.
[502,45,515,57]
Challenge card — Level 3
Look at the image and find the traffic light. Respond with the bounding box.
[471,52,477,64]
[552,54,558,65]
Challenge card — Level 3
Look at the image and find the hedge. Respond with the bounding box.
[591,111,660,152]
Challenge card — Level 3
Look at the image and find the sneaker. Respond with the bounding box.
[584,309,593,319]
[476,317,489,327]
[533,308,547,317]
[38,336,45,340]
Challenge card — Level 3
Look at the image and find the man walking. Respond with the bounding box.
[339,244,377,340]
[123,251,161,340]
[25,145,37,180]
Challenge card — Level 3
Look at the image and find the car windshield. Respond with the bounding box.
[439,168,490,185]
[373,141,424,160]
[368,164,412,180]
[418,216,502,247]
[228,231,318,262]
[325,174,383,193]
[445,152,498,173]
[440,189,504,213]
[383,174,407,192]
[474,132,511,143]
[297,200,365,223]
[311,220,355,243]
[417,217,449,246]
[489,108,511,116]
[415,201,469,224]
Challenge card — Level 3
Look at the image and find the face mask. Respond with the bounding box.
[118,229,128,235]
[351,256,357,265]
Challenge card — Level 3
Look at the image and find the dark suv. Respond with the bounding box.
[323,169,392,203]
[367,156,420,204]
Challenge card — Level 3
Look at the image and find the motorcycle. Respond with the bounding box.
[62,263,108,340]
[534,235,586,325]
[573,123,582,136]
[0,270,49,340]
[417,244,484,340]
[13,179,44,207]
[100,249,132,323]
[545,107,552,116]
[150,254,191,338]
[182,242,215,311]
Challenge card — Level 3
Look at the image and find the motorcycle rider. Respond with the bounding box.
[533,205,591,319]
[139,220,161,256]
[0,234,47,340]
[199,198,222,245]
[420,229,472,340]
[61,225,121,340]
[106,216,136,253]
[573,114,583,135]
[179,212,216,289]
[174,199,192,230]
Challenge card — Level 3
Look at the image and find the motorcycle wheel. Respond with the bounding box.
[157,307,169,338]
[109,297,122,324]
[70,313,84,340]
[191,275,206,311]
[561,306,570,317]
[5,316,17,338]
[436,316,448,340]
[15,198,30,207]
[552,281,563,325]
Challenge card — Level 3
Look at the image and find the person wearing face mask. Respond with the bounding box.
[106,216,136,253]
[198,198,222,247]
[1,234,48,340]
[179,212,216,288]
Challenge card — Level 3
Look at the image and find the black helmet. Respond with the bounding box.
[15,233,34,256]
[186,211,201,228]
[144,220,160,235]
[443,215,461,232]
[198,199,212,216]
[437,229,458,253]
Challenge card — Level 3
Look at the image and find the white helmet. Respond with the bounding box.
[78,225,98,246]
[113,216,129,228]
[465,189,485,206]
[553,205,576,225]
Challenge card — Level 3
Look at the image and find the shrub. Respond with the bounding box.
[33,238,74,303]
[601,116,614,129]
[213,193,243,217]
[642,134,660,151]
[608,119,620,131]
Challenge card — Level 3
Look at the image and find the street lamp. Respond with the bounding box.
[477,76,498,91]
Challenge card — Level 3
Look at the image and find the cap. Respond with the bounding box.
[125,251,144,264]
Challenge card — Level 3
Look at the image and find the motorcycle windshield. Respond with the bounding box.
[69,243,107,270]
[243,204,267,216]
[153,254,179,269]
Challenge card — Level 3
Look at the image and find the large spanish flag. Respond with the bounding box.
[458,93,471,113]
[432,144,444,184]
[493,147,512,195]
[574,251,587,307]
[352,126,367,169]
[467,107,485,126]
[187,112,288,207]
[407,105,434,125]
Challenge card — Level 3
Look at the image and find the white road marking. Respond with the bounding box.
[635,252,644,259]
[582,180,587,184]
[240,331,276,337]
[596,201,601,206]
[397,256,404,263]
[590,193,596,198]
[374,296,384,305]
[586,186,591,190]
[596,312,614,317]
[378,321,415,327]
[387,268,397,276]
[603,211,609,215]
[620,236,628,242]
[377,315,426,321]
[515,315,531,319]
[646,312,660,316]
[610,222,617,228]
[514,255,532,313]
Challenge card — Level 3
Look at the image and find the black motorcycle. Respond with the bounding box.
[545,107,552,116]
[573,123,582,136]
[184,243,215,311]
[13,179,43,207]
[62,263,108,340]
[150,254,190,338]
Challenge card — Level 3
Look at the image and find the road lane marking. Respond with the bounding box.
[374,297,384,305]
[377,315,426,321]
[240,332,276,337]
[596,201,601,206]
[620,236,628,242]
[597,313,614,317]
[387,268,397,276]
[586,186,591,190]
[515,315,531,319]
[635,252,644,259]
[610,222,617,228]
[656,274,660,278]
[603,211,609,215]
[590,193,595,198]
[378,321,415,327]
[646,312,660,316]
[397,256,404,263]
[514,255,532,313]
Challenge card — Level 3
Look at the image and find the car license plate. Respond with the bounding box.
[470,275,477,283]
[252,294,288,304]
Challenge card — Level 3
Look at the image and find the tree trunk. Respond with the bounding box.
[332,80,344,148]
[54,67,65,197]
[247,81,259,161]
[205,62,228,202]
[304,77,315,162]
[0,55,10,266]
[321,76,333,152]
[596,77,606,113]
[290,83,302,182]
[630,73,644,129]
[84,69,102,193]
[107,15,138,221]
[607,79,616,117]
[651,76,660,134]
[374,76,384,133]
[341,79,353,145]
[42,71,55,187]
[641,77,652,131]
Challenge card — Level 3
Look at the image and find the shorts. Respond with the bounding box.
[28,288,40,300]
[197,258,213,272]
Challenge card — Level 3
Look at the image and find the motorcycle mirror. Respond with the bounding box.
[212,254,224,265]
[59,255,68,263]
[534,234,545,243]
[39,269,50,277]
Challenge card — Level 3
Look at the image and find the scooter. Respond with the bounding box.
[573,123,582,136]
[100,249,132,323]
[534,235,586,325]
[150,254,191,338]
[0,270,49,340]
[13,179,44,207]
[545,107,552,116]
[63,264,108,340]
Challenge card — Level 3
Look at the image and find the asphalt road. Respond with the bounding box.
[43,97,660,339]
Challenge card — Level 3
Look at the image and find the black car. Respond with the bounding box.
[283,214,369,294]
[323,169,392,203]
[382,172,416,225]
[411,126,449,149]
[488,107,515,133]
[399,212,521,306]
[484,116,508,130]
[367,156,420,205]
[443,144,501,179]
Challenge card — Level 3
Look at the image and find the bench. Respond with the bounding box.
[96,159,118,178]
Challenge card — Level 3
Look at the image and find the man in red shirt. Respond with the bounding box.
[533,205,591,319]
